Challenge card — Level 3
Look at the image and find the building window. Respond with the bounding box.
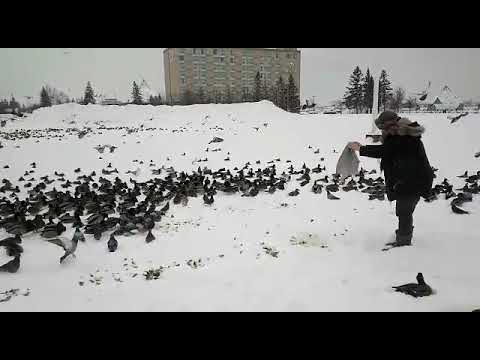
[179,55,184,61]
[213,49,218,55]
[230,57,234,64]
[275,53,279,59]
[287,54,291,59]
[201,48,204,55]
[181,77,185,84]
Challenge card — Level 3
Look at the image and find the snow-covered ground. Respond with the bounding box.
[1,101,479,312]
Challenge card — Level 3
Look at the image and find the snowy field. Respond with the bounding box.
[0,101,479,312]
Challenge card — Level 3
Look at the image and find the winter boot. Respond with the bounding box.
[395,226,414,246]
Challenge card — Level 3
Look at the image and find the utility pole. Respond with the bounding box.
[368,74,381,136]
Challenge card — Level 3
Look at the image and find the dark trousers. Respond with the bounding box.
[395,195,420,235]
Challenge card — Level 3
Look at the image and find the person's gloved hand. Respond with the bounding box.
[348,142,362,152]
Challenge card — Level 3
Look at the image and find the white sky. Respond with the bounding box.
[1,48,480,105]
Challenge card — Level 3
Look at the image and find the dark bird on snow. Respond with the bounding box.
[0,256,20,273]
[108,234,118,252]
[289,189,300,197]
[392,273,433,298]
[327,190,340,200]
[146,230,155,243]
[451,202,469,214]
[312,181,323,194]
[203,193,214,205]
[41,221,67,239]
[160,202,169,215]
[0,234,22,247]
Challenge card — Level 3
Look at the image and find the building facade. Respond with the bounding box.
[163,48,301,104]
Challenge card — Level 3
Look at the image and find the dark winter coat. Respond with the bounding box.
[360,119,434,201]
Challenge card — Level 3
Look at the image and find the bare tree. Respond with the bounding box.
[404,97,418,113]
[389,87,406,112]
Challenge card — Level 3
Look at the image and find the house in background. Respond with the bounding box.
[417,85,462,112]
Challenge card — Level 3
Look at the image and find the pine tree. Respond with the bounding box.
[132,81,143,105]
[287,73,300,113]
[9,96,20,110]
[362,68,374,113]
[378,70,393,112]
[254,71,262,102]
[83,81,95,105]
[344,66,363,114]
[261,79,269,101]
[269,85,276,104]
[40,87,52,107]
[276,76,287,110]
[0,99,9,112]
[225,86,233,104]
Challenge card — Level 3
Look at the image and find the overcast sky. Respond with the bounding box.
[1,48,480,105]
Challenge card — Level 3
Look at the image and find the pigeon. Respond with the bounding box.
[47,234,79,264]
[393,273,433,298]
[108,234,118,252]
[0,256,20,273]
[146,230,155,243]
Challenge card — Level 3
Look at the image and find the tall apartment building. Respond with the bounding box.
[163,48,301,104]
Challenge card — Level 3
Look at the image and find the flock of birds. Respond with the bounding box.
[425,169,480,214]
[1,153,478,277]
[1,118,479,305]
[0,153,396,274]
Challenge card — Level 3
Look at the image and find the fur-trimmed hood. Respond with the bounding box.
[381,117,425,140]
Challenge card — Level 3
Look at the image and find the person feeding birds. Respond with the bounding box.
[348,111,434,248]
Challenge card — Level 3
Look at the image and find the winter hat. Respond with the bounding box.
[375,111,401,130]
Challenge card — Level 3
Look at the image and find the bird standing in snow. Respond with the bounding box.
[108,234,118,252]
[393,273,433,298]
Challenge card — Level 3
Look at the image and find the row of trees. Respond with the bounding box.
[343,67,393,114]
[343,66,428,114]
[179,72,301,113]
[0,97,20,112]
[37,81,164,108]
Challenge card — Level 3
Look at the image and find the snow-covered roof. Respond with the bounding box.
[417,85,461,108]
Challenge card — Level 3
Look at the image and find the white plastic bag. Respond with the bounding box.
[336,143,360,181]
